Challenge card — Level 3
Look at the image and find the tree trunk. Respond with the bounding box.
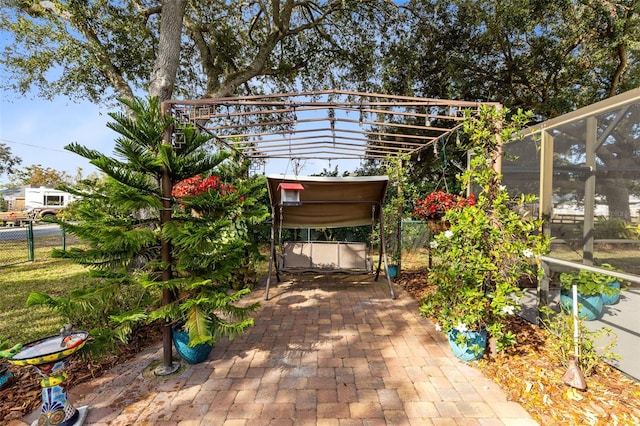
[603,181,632,222]
[152,1,186,372]
[148,0,187,101]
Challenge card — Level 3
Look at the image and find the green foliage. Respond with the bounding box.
[6,164,74,187]
[25,273,152,358]
[0,142,22,177]
[129,279,260,347]
[559,267,620,297]
[39,96,269,352]
[627,223,640,239]
[382,0,639,118]
[1,0,398,102]
[594,217,636,239]
[380,154,415,263]
[421,106,549,352]
[540,307,620,377]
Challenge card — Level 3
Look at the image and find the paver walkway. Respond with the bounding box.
[18,275,538,425]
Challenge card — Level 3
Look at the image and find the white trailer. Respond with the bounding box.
[24,187,78,218]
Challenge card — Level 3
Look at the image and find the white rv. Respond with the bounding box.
[24,187,78,218]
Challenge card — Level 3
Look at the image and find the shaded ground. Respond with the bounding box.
[398,267,640,425]
[2,269,639,424]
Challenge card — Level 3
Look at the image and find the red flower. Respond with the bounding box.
[172,175,235,198]
[413,190,475,220]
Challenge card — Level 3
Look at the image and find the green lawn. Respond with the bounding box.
[0,246,96,346]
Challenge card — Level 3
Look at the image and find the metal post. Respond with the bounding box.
[539,130,554,239]
[27,221,34,261]
[264,210,277,300]
[583,117,597,265]
[537,260,550,326]
[536,130,554,317]
[396,158,403,275]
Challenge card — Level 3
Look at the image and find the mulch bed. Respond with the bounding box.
[2,272,639,424]
[397,267,640,425]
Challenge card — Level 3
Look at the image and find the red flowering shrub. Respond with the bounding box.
[413,190,476,220]
[172,175,235,198]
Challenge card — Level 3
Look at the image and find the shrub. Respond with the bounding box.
[540,307,620,376]
[420,106,549,353]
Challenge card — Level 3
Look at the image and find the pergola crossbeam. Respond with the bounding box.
[165,90,498,162]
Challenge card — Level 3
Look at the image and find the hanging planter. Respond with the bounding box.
[447,328,487,362]
[413,191,476,226]
[426,219,450,235]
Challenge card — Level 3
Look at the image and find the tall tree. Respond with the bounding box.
[1,1,399,103]
[8,164,73,187]
[383,0,639,118]
[148,0,186,100]
[380,0,639,219]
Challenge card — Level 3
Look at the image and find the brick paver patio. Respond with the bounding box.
[16,274,538,425]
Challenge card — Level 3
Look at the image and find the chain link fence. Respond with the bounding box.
[0,222,80,267]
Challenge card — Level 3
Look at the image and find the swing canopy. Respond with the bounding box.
[267,174,389,229]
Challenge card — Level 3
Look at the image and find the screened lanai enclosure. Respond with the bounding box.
[503,88,640,381]
[502,88,640,277]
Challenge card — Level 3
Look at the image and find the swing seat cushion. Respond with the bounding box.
[281,241,370,272]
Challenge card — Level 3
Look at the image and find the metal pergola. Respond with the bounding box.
[163,90,500,163]
[160,89,501,295]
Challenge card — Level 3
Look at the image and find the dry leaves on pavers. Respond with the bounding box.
[396,269,640,425]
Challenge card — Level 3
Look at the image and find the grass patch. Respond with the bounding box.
[0,240,30,266]
[0,245,99,345]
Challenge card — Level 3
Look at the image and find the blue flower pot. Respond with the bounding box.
[602,281,621,305]
[172,326,213,364]
[560,290,603,321]
[388,265,398,279]
[447,329,487,362]
[0,368,13,391]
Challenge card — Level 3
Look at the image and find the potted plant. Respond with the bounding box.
[387,253,400,279]
[559,268,620,320]
[141,170,266,364]
[413,190,475,234]
[420,270,492,361]
[420,106,549,360]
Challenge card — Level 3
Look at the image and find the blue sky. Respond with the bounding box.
[0,93,361,187]
[0,94,116,186]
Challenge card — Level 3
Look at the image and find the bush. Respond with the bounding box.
[540,307,620,376]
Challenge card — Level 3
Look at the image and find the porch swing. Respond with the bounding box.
[264,174,396,300]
